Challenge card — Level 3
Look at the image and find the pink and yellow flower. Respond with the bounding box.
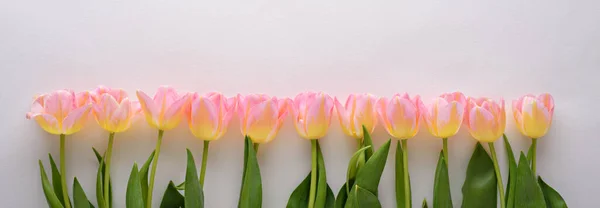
[186,92,236,141]
[512,93,554,138]
[26,89,92,135]
[377,93,423,139]
[136,86,189,131]
[464,97,506,142]
[289,92,334,139]
[91,86,140,133]
[334,94,378,139]
[237,94,288,143]
[420,92,467,138]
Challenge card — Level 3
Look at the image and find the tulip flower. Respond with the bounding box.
[237,94,288,144]
[287,92,334,208]
[186,92,236,186]
[376,93,422,208]
[27,89,92,208]
[465,97,507,208]
[137,86,189,208]
[512,93,554,175]
[90,86,140,206]
[420,91,466,166]
[334,93,378,140]
[290,92,335,140]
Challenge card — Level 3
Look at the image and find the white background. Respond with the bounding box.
[1,0,598,207]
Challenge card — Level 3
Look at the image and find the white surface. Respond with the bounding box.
[1,0,598,207]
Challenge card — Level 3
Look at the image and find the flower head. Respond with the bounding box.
[91,86,140,133]
[136,86,190,131]
[237,94,288,143]
[289,92,334,139]
[186,92,236,141]
[464,97,506,142]
[377,93,423,139]
[420,92,467,138]
[512,93,554,138]
[334,94,378,139]
[26,89,92,135]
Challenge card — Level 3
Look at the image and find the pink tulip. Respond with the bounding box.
[186,92,236,141]
[289,92,335,139]
[136,86,190,131]
[420,92,467,138]
[91,86,140,133]
[464,97,506,142]
[512,93,554,138]
[334,94,378,139]
[237,94,288,143]
[26,89,92,135]
[377,93,423,139]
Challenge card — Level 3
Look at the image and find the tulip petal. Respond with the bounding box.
[161,95,189,130]
[304,95,328,139]
[189,96,219,140]
[334,97,353,138]
[33,114,61,135]
[62,105,92,135]
[246,100,278,143]
[137,90,159,128]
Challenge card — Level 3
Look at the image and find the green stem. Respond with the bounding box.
[308,140,318,208]
[199,140,210,187]
[402,139,410,208]
[488,142,505,208]
[531,138,537,175]
[104,132,115,206]
[146,130,164,208]
[60,134,71,208]
[442,138,449,167]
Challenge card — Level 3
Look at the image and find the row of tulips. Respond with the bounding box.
[29,86,566,208]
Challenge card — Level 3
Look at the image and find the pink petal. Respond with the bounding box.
[136,90,159,118]
[62,105,92,135]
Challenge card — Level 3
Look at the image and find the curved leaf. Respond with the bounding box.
[73,178,91,208]
[361,126,374,160]
[503,134,517,208]
[159,181,184,208]
[39,161,64,208]
[239,136,262,208]
[126,163,144,208]
[538,177,568,208]
[346,146,371,195]
[49,154,69,207]
[461,142,496,208]
[346,185,381,208]
[433,151,452,208]
[395,140,411,208]
[353,139,391,195]
[96,159,106,208]
[184,149,204,208]
[286,172,311,208]
[315,141,329,208]
[325,184,335,208]
[514,152,546,207]
[139,151,156,205]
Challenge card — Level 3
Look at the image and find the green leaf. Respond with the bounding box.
[184,149,204,208]
[139,150,156,206]
[461,142,497,208]
[527,144,534,165]
[73,177,91,208]
[422,198,428,208]
[346,146,371,195]
[538,177,568,208]
[49,154,69,207]
[238,136,250,208]
[92,148,111,208]
[239,136,262,208]
[92,148,103,163]
[361,126,374,160]
[433,151,452,208]
[395,141,411,208]
[514,152,546,207]
[286,172,311,208]
[96,159,106,208]
[39,161,65,208]
[159,181,185,208]
[353,139,391,195]
[126,163,144,208]
[346,185,382,208]
[334,183,348,208]
[315,141,329,208]
[325,184,335,208]
[504,134,518,208]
